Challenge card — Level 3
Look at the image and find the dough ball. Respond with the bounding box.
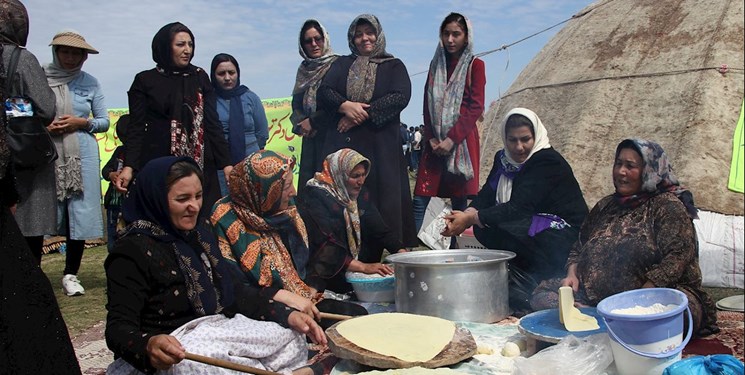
[476,345,494,355]
[501,342,521,357]
[512,339,527,352]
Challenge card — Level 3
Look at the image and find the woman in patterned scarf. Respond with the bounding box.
[413,13,486,245]
[318,14,417,264]
[291,19,338,197]
[442,108,587,313]
[298,148,406,295]
[106,156,325,375]
[211,150,368,324]
[532,139,719,337]
[115,22,232,218]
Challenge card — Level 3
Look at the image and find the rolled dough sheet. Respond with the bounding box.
[336,313,456,363]
[354,367,463,374]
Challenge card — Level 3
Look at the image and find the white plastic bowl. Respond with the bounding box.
[345,272,395,303]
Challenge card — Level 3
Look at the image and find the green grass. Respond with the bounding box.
[41,245,109,336]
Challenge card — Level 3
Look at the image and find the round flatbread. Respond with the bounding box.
[336,313,456,363]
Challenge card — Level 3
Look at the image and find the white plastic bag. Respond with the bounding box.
[417,197,451,250]
[512,334,613,375]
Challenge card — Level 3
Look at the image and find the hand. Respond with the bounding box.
[432,137,455,156]
[428,138,439,150]
[115,167,133,192]
[298,119,313,136]
[363,262,394,276]
[288,311,327,345]
[441,210,473,236]
[108,171,120,182]
[223,165,234,180]
[395,248,409,254]
[561,264,580,292]
[47,115,86,135]
[146,334,185,370]
[339,101,370,124]
[337,116,358,133]
[273,290,321,321]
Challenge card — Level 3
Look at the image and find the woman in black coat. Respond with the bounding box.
[318,14,417,261]
[443,108,588,313]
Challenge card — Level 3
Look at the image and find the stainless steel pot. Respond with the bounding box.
[386,249,516,323]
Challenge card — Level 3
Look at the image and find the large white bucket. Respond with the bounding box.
[596,288,693,375]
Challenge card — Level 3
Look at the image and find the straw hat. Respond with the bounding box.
[49,30,98,54]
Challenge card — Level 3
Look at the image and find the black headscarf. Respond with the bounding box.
[0,0,29,46]
[210,53,249,164]
[151,22,196,74]
[121,156,234,315]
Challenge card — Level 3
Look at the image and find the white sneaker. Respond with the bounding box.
[62,274,85,296]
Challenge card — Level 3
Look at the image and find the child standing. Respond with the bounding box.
[101,114,128,251]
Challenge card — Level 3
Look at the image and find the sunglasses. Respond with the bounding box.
[303,36,324,45]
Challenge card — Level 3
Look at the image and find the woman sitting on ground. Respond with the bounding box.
[211,150,367,321]
[531,139,719,336]
[298,148,406,295]
[105,156,325,375]
[441,108,587,313]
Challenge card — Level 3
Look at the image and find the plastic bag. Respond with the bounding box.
[418,197,451,249]
[662,354,745,375]
[513,334,613,375]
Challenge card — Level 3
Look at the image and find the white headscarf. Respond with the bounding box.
[495,107,551,203]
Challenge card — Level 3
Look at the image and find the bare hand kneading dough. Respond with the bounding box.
[336,313,457,362]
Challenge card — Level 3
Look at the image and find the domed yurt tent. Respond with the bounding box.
[482,0,743,215]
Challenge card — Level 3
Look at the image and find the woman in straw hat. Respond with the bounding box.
[43,29,109,297]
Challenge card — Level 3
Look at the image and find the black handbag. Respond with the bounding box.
[3,46,58,170]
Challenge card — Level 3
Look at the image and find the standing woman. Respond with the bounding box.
[210,53,268,196]
[291,19,338,197]
[1,1,80,371]
[116,22,232,216]
[413,13,485,240]
[319,14,417,260]
[44,30,109,296]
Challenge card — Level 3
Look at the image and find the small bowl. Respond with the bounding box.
[346,272,395,303]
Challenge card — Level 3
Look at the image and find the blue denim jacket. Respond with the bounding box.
[215,90,269,153]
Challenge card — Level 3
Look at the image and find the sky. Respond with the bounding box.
[21,0,591,129]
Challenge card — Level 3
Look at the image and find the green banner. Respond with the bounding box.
[97,97,300,199]
[728,100,744,193]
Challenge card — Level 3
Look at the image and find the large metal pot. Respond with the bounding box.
[386,249,515,323]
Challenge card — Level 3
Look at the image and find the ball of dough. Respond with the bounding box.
[501,342,521,357]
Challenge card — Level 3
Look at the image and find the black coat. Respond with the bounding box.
[318,55,417,250]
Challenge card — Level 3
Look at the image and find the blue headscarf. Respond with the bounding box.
[121,156,234,315]
[211,53,249,164]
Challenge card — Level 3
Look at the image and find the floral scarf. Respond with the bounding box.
[291,19,338,127]
[488,107,551,203]
[121,156,234,316]
[427,13,475,179]
[306,148,369,259]
[345,14,395,103]
[151,22,206,168]
[211,150,315,299]
[613,138,698,219]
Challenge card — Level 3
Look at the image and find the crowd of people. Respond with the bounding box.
[0,1,720,373]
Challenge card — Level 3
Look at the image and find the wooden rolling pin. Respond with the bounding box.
[184,352,281,375]
[319,312,353,321]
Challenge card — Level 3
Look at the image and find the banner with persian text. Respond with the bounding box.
[96,97,301,198]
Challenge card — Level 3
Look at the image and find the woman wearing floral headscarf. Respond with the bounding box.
[298,148,405,295]
[318,14,416,262]
[291,19,338,197]
[532,139,719,337]
[442,108,587,313]
[115,22,231,218]
[413,13,485,242]
[43,29,109,297]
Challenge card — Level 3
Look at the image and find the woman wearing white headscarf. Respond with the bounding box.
[318,14,416,262]
[291,19,338,197]
[442,108,587,313]
[43,29,109,297]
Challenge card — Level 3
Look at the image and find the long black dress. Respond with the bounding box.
[319,55,417,257]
